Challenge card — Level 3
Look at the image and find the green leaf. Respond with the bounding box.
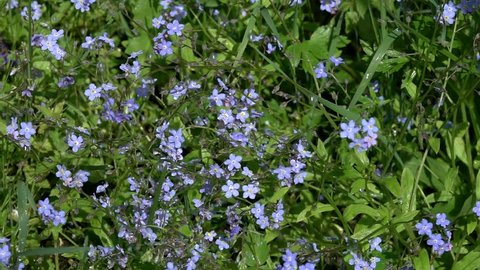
[268,187,289,203]
[17,181,30,253]
[401,70,418,98]
[235,14,256,65]
[384,176,401,198]
[20,247,88,257]
[453,248,480,270]
[401,167,415,212]
[413,249,430,270]
[476,171,480,200]
[349,29,401,108]
[428,137,440,154]
[454,137,469,165]
[343,204,380,221]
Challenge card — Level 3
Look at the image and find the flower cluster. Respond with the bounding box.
[278,249,316,270]
[71,0,96,12]
[339,117,379,151]
[415,214,453,255]
[320,0,341,14]
[55,165,90,188]
[348,237,382,270]
[458,0,480,14]
[438,2,458,25]
[37,198,67,226]
[0,238,11,268]
[152,2,187,57]
[20,1,42,21]
[272,156,308,187]
[87,245,128,268]
[6,118,36,149]
[250,201,285,230]
[81,33,115,50]
[31,29,66,60]
[314,56,343,79]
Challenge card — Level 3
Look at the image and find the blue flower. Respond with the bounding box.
[221,180,240,198]
[256,216,270,229]
[154,39,173,56]
[0,244,11,267]
[224,154,242,171]
[361,117,379,137]
[251,203,265,218]
[168,128,184,148]
[329,56,344,66]
[67,133,84,153]
[473,201,480,217]
[215,238,229,250]
[435,213,450,228]
[242,183,259,199]
[19,122,35,139]
[71,0,96,12]
[204,231,217,242]
[314,62,327,78]
[209,89,226,106]
[166,20,184,36]
[369,237,382,252]
[415,219,433,236]
[84,83,102,101]
[218,109,235,125]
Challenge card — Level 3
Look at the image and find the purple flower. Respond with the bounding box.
[56,165,72,181]
[242,183,259,199]
[209,164,225,178]
[436,213,450,228]
[251,203,265,218]
[293,172,307,185]
[221,180,240,198]
[320,0,341,14]
[0,244,11,266]
[166,20,184,36]
[242,167,254,178]
[427,233,444,249]
[168,128,184,148]
[299,263,316,270]
[38,198,54,218]
[209,89,226,106]
[71,0,96,12]
[415,219,433,236]
[224,154,242,171]
[21,1,42,21]
[154,39,173,56]
[314,62,327,78]
[256,216,270,229]
[84,83,102,101]
[369,237,382,252]
[152,16,166,28]
[81,36,96,49]
[282,249,298,269]
[266,43,276,54]
[67,133,83,153]
[272,165,292,181]
[204,231,217,242]
[361,117,379,137]
[52,210,66,226]
[192,199,203,208]
[215,238,229,250]
[19,122,35,139]
[473,201,480,217]
[58,76,75,88]
[329,56,344,66]
[218,109,235,125]
[438,1,458,25]
[236,110,249,123]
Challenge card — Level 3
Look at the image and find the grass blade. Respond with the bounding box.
[348,29,401,108]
